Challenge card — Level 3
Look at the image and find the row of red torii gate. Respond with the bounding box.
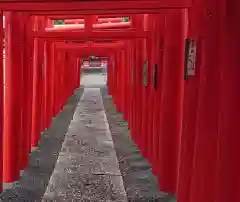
[0,1,239,202]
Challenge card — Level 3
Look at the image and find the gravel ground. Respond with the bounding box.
[0,71,176,202]
[101,86,176,202]
[0,88,84,202]
[42,88,127,202]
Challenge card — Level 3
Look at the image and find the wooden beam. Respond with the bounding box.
[48,14,128,20]
[32,9,161,15]
[58,48,119,57]
[33,30,147,40]
[56,42,125,49]
[0,0,191,11]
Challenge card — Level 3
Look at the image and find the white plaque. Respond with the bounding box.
[187,39,197,76]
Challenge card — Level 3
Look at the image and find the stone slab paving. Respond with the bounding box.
[42,88,127,202]
[81,73,106,88]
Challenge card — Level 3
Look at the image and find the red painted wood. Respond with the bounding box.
[46,24,84,32]
[19,13,33,170]
[93,22,131,29]
[215,1,240,201]
[0,0,192,11]
[31,9,165,15]
[146,14,158,163]
[135,38,144,148]
[26,16,34,152]
[177,4,202,202]
[31,17,45,148]
[152,13,165,174]
[0,11,3,193]
[76,58,81,88]
[56,42,124,49]
[34,30,147,40]
[3,12,23,182]
[140,37,148,156]
[98,18,123,23]
[64,19,84,24]
[157,9,186,194]
[187,1,226,201]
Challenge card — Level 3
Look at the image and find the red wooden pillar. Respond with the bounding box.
[0,11,3,193]
[107,55,113,95]
[60,51,66,109]
[152,13,165,174]
[31,17,44,148]
[145,15,155,161]
[186,1,226,202]
[44,41,54,129]
[49,43,55,121]
[53,50,58,116]
[76,58,81,88]
[129,40,137,140]
[55,50,63,115]
[19,14,33,169]
[26,16,34,152]
[157,9,186,194]
[177,4,203,202]
[132,15,143,146]
[126,45,132,122]
[3,12,23,182]
[58,51,64,110]
[114,53,120,110]
[139,38,149,155]
[112,56,117,104]
[215,1,240,201]
[111,55,116,98]
[127,42,132,129]
[121,50,128,118]
[135,38,144,147]
[125,42,132,123]
[31,21,39,148]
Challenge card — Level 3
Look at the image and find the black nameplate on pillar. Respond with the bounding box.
[184,38,197,81]
[152,64,157,89]
[142,60,148,87]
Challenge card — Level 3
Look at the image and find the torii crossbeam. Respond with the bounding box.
[0,0,191,11]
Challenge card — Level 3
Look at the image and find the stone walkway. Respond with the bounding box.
[42,88,127,201]
[0,71,173,201]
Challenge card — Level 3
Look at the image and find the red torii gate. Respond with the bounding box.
[1,1,239,202]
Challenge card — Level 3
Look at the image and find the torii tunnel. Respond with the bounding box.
[0,0,239,201]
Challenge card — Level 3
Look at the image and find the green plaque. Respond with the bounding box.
[152,64,157,89]
[142,61,148,87]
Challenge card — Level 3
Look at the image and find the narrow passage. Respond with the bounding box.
[42,88,127,201]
